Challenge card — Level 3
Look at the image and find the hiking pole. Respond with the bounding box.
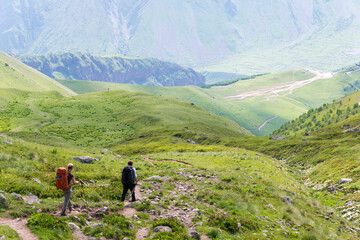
[80,182,88,207]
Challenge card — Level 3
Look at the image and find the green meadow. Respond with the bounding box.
[0,52,360,239]
[58,68,360,135]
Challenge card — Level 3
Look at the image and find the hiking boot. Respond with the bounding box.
[68,205,72,213]
[60,211,67,216]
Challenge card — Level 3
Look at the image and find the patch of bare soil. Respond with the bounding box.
[0,217,38,240]
[72,229,88,240]
[136,227,150,240]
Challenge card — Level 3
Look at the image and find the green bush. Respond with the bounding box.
[103,214,131,229]
[136,212,150,219]
[149,232,192,240]
[133,200,154,211]
[27,213,72,240]
[0,225,21,240]
[302,233,318,240]
[27,213,68,230]
[208,213,240,233]
[68,215,87,226]
[153,218,186,234]
[207,229,220,239]
[84,214,134,240]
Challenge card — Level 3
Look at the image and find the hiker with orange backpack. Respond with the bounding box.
[56,163,83,216]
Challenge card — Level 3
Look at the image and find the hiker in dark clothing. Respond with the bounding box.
[61,163,82,216]
[121,161,138,202]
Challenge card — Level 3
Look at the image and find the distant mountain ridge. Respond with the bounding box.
[18,53,205,86]
[1,0,360,73]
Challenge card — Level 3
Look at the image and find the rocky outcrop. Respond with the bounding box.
[154,226,172,232]
[281,197,292,203]
[270,136,286,140]
[73,156,96,164]
[19,53,205,87]
[0,194,6,204]
[339,178,353,184]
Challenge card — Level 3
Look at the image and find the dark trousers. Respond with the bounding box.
[121,183,136,202]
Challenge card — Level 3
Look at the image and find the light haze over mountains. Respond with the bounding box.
[1,0,360,73]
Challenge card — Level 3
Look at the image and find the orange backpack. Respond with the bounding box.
[56,167,69,190]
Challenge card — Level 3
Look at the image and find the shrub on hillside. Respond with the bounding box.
[152,218,186,233]
[208,213,240,233]
[0,225,20,240]
[27,213,72,239]
[208,212,259,233]
[149,232,192,240]
[133,200,155,211]
[84,213,134,240]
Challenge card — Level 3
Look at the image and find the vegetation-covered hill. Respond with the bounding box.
[0,87,358,239]
[273,74,360,137]
[220,84,360,227]
[0,89,251,150]
[58,68,360,136]
[0,52,75,97]
[18,52,205,87]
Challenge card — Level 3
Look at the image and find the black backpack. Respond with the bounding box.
[122,166,134,184]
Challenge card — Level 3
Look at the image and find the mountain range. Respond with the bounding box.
[1,0,360,73]
[18,52,205,86]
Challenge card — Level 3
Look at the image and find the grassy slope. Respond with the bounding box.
[220,87,360,225]
[0,88,358,238]
[0,52,75,97]
[274,80,360,137]
[59,69,360,136]
[0,89,251,150]
[0,129,357,239]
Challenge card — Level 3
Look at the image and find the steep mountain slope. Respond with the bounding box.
[1,0,360,73]
[58,68,360,136]
[18,53,205,87]
[0,52,75,97]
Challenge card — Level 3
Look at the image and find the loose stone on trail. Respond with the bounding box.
[154,226,172,232]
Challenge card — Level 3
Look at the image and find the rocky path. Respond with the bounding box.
[117,181,152,240]
[0,217,38,240]
[136,227,150,240]
[138,168,220,239]
[121,181,143,219]
[1,168,214,240]
[72,229,88,240]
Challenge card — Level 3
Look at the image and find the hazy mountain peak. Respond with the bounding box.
[1,0,360,73]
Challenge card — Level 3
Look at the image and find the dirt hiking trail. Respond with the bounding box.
[0,217,38,240]
[121,181,143,218]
